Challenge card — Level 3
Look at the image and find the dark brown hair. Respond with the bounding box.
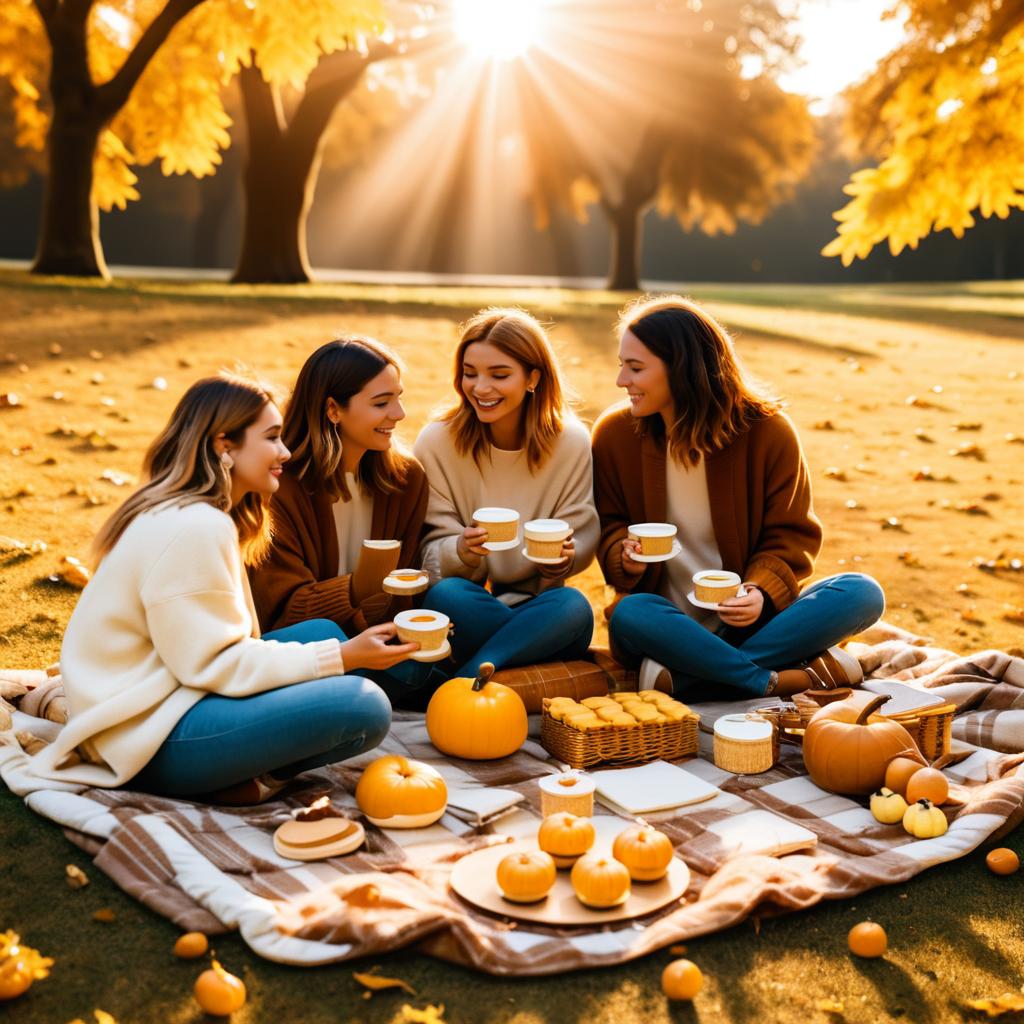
[619,295,780,466]
[282,336,412,501]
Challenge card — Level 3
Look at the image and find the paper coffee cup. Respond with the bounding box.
[382,569,430,596]
[394,609,450,651]
[693,569,741,603]
[627,522,677,556]
[363,540,401,551]
[472,507,519,543]
[524,518,569,559]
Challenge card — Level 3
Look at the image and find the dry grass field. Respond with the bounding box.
[1,271,1022,1024]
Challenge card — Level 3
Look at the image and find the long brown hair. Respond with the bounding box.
[281,336,412,502]
[439,308,569,472]
[91,372,277,567]
[619,295,780,466]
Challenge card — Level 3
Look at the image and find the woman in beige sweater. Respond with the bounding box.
[415,308,597,677]
[31,373,413,803]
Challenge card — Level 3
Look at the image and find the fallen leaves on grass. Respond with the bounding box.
[0,536,46,556]
[52,556,90,589]
[824,467,847,481]
[99,469,135,487]
[65,865,89,889]
[914,428,934,443]
[898,551,923,568]
[813,420,836,430]
[964,990,1024,1017]
[399,1006,446,1023]
[92,909,116,924]
[1002,607,1024,625]
[913,467,955,482]
[881,517,907,531]
[949,443,986,461]
[973,555,1023,573]
[942,501,990,516]
[66,1011,117,1024]
[353,969,416,998]
[0,393,20,408]
[953,421,982,431]
[816,998,845,1013]
[906,395,937,408]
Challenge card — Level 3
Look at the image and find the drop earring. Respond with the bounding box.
[220,451,234,470]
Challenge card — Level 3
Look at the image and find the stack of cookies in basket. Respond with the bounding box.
[544,690,696,731]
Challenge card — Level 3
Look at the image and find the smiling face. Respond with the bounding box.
[460,340,540,439]
[223,401,289,505]
[616,328,674,423]
[328,363,405,466]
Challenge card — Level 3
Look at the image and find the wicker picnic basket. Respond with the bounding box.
[540,705,700,770]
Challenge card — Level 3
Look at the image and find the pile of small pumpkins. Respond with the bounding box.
[801,693,950,839]
[498,817,673,908]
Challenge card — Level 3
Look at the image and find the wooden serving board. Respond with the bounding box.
[449,841,690,926]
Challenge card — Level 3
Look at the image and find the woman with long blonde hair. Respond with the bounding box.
[594,295,884,699]
[415,308,597,677]
[25,372,398,804]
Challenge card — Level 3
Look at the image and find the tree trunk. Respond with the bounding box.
[606,198,644,291]
[32,109,106,277]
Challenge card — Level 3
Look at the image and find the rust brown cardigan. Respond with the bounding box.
[250,462,428,633]
[591,405,822,614]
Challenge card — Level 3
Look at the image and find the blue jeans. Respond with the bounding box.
[130,619,391,797]
[609,573,885,699]
[420,577,594,677]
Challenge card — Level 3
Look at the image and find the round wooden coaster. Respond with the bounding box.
[449,842,690,926]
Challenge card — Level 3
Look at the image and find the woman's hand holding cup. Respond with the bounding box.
[457,525,490,567]
[620,537,647,576]
[537,528,575,577]
[717,585,763,628]
[341,624,420,670]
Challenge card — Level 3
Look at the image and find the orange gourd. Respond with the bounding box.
[802,694,922,795]
[570,852,631,908]
[661,958,704,1000]
[426,662,528,760]
[884,755,927,797]
[612,824,674,882]
[194,960,246,1016]
[355,755,447,828]
[869,787,908,825]
[0,931,51,1002]
[848,921,887,958]
[496,850,557,903]
[986,848,1020,876]
[902,798,948,838]
[905,767,949,806]
[537,813,595,868]
[173,932,209,959]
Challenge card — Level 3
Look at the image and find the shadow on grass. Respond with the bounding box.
[852,958,937,1024]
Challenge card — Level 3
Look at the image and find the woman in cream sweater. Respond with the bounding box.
[415,308,597,677]
[594,295,884,700]
[31,373,413,804]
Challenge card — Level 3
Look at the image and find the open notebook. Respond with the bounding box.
[862,679,948,717]
[705,810,818,859]
[591,760,720,816]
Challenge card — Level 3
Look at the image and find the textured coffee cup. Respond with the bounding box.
[524,518,570,559]
[693,570,742,603]
[627,522,677,556]
[382,569,430,596]
[394,609,449,651]
[473,506,519,543]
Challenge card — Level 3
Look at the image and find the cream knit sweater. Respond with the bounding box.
[27,501,344,788]
[414,416,599,598]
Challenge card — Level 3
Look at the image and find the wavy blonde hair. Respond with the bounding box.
[91,372,278,567]
[439,308,569,472]
[281,336,413,502]
[619,295,780,466]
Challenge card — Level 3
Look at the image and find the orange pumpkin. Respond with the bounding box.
[194,960,246,1016]
[986,848,1020,876]
[570,852,631,908]
[612,824,674,882]
[905,767,949,806]
[848,921,887,958]
[496,850,557,903]
[355,755,447,828]
[173,932,209,959]
[426,662,528,760]
[537,813,595,868]
[662,958,704,1000]
[802,694,922,795]
[0,931,51,1002]
[884,755,927,797]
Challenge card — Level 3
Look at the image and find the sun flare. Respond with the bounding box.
[453,0,546,60]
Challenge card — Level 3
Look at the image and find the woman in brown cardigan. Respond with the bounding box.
[251,336,431,704]
[593,296,884,700]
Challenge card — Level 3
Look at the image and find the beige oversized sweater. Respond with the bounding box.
[414,416,599,598]
[27,501,344,788]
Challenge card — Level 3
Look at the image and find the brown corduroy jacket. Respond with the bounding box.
[250,463,428,634]
[591,405,822,614]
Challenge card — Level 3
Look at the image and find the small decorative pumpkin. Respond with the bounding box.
[0,931,52,1002]
[661,958,703,1000]
[986,848,1020,876]
[869,787,908,825]
[884,755,927,797]
[848,921,887,958]
[902,798,948,839]
[570,852,631,908]
[194,960,247,1016]
[173,932,209,959]
[802,694,922,795]
[426,662,528,760]
[496,850,557,903]
[612,824,674,882]
[905,767,949,806]
[537,813,595,868]
[355,755,447,828]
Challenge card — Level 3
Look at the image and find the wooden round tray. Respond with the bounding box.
[449,841,690,926]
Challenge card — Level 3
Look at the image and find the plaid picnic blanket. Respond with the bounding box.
[2,622,1023,976]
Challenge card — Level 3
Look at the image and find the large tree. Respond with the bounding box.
[824,0,1024,265]
[0,0,385,277]
[515,0,815,289]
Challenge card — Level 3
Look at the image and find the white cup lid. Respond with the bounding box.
[628,522,677,537]
[524,518,570,538]
[473,507,519,523]
[394,610,449,629]
[693,570,741,586]
[713,714,772,741]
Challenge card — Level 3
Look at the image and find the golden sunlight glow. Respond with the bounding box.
[453,0,546,60]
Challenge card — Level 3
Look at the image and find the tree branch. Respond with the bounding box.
[30,0,56,29]
[94,0,209,119]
